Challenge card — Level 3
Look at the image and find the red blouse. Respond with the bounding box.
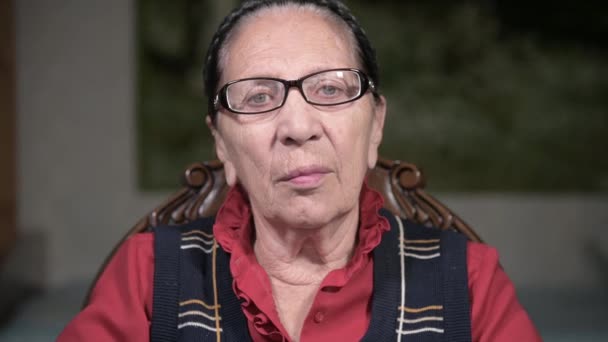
[58,185,541,341]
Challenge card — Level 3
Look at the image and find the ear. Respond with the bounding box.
[206,116,238,186]
[367,96,387,169]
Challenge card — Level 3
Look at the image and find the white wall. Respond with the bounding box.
[15,0,608,289]
[16,0,166,287]
[442,194,608,290]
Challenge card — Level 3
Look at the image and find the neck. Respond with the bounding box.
[252,206,360,286]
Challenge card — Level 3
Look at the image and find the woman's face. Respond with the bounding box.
[209,7,386,229]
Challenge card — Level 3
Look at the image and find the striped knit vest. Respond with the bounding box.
[150,208,472,341]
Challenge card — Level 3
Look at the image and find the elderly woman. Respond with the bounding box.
[59,0,540,341]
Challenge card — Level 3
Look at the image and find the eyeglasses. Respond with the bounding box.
[214,68,376,114]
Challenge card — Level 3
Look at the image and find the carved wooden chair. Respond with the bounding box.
[83,157,482,306]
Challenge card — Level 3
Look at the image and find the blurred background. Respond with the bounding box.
[1,0,607,340]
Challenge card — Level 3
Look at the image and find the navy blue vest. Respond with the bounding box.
[150,209,472,341]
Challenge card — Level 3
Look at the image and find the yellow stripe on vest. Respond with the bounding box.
[399,305,443,313]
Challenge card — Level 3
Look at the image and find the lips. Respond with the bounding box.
[278,166,332,185]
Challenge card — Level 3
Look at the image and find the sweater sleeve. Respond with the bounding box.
[57,233,155,342]
[467,241,542,341]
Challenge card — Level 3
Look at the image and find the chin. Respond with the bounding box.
[276,200,349,230]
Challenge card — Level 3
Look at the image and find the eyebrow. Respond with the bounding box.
[233,66,352,81]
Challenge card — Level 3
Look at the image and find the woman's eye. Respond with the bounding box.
[320,85,338,96]
[316,84,345,98]
[244,92,274,107]
[249,93,269,104]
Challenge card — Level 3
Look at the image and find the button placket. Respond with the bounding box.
[313,310,325,323]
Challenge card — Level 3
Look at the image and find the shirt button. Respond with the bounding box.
[313,311,325,323]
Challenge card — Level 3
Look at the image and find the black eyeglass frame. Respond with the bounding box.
[213,68,377,115]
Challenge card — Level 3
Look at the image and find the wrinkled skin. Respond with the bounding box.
[208,7,386,237]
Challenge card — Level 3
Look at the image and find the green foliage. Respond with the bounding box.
[353,2,608,192]
[136,0,215,190]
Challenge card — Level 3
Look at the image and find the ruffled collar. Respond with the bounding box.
[213,180,390,339]
[213,181,389,277]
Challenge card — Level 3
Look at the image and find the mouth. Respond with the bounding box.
[278,166,332,187]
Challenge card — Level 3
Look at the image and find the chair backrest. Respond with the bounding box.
[83,158,481,306]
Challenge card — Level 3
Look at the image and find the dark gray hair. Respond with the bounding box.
[203,0,380,123]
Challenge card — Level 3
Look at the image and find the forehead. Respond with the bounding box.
[220,6,358,82]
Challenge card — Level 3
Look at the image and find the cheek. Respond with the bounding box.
[330,112,375,195]
[339,112,373,165]
[223,125,274,185]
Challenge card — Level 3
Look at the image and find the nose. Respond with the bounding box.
[276,88,323,146]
